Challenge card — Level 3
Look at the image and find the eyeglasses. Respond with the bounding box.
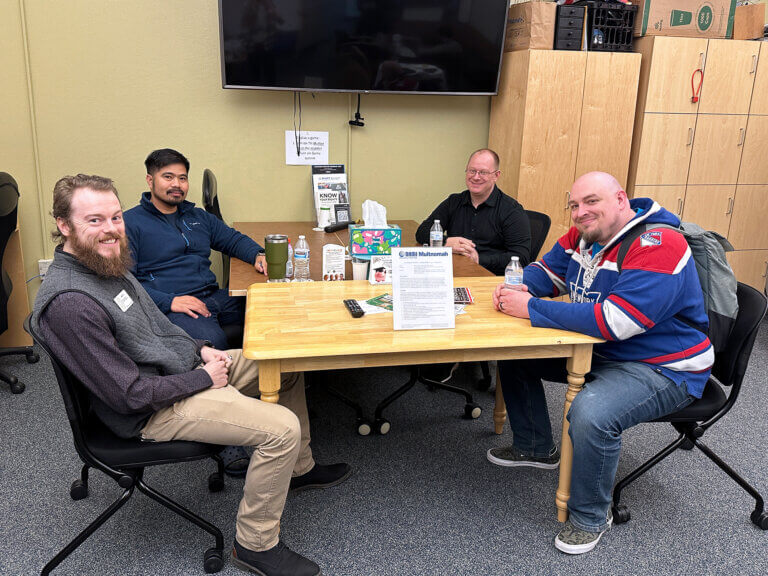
[465,169,498,178]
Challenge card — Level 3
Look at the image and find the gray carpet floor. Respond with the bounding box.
[2,323,767,576]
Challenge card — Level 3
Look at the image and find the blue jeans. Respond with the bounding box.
[498,357,693,532]
[166,288,245,350]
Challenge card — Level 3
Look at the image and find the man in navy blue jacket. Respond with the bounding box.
[126,150,317,479]
[488,172,712,555]
[124,149,266,350]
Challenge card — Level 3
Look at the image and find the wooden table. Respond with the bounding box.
[242,276,600,521]
[230,220,491,295]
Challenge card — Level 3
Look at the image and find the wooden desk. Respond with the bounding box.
[242,276,600,521]
[230,220,492,295]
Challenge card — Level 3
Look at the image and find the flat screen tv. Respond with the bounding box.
[219,0,510,95]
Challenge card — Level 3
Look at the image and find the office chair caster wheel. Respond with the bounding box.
[464,403,482,419]
[374,418,391,435]
[25,351,39,364]
[70,479,88,500]
[612,504,630,524]
[680,438,695,451]
[208,472,224,493]
[10,380,25,394]
[750,510,768,530]
[203,547,224,573]
[356,418,372,436]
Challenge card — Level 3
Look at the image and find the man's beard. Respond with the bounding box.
[70,230,133,278]
[162,189,184,206]
[580,229,601,244]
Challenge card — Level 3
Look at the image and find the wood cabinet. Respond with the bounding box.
[727,186,768,250]
[737,116,768,184]
[632,114,696,186]
[687,115,747,185]
[0,230,32,347]
[749,43,768,115]
[628,36,768,287]
[682,185,735,238]
[727,250,768,292]
[639,185,686,218]
[697,39,760,114]
[638,36,706,114]
[489,50,641,250]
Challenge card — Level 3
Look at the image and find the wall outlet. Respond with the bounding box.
[38,258,53,278]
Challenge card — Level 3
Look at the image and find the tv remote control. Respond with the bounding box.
[324,222,351,233]
[343,299,365,318]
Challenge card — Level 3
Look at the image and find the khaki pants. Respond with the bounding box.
[140,350,314,551]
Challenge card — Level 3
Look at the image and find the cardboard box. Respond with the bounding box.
[733,3,765,39]
[349,225,402,259]
[630,0,736,38]
[505,1,557,51]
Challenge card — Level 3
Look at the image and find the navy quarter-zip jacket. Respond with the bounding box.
[124,192,262,313]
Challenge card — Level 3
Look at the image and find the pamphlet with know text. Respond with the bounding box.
[311,164,349,226]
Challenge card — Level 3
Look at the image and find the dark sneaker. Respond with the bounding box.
[486,444,560,469]
[554,510,613,555]
[232,540,321,576]
[290,462,352,492]
[221,445,250,477]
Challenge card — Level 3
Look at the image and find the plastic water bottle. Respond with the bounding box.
[505,256,523,288]
[430,220,443,247]
[293,235,310,281]
[286,242,294,279]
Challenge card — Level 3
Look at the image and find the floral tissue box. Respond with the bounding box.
[349,225,402,259]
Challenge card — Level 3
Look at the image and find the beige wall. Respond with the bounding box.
[2,0,492,304]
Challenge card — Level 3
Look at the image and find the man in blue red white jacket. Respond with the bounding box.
[488,171,712,554]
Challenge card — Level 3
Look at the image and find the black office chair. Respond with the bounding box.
[477,209,551,389]
[0,173,39,394]
[202,168,243,349]
[26,317,227,574]
[612,282,768,530]
[524,209,551,264]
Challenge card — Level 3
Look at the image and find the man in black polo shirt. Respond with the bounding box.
[415,149,531,274]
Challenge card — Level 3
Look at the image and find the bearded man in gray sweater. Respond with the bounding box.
[32,174,347,576]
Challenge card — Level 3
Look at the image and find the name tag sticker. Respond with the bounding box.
[114,290,134,312]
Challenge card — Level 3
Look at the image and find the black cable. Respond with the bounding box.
[349,93,364,127]
[293,91,302,155]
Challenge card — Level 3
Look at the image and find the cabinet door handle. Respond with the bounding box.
[763,261,768,279]
[687,127,694,146]
[677,198,683,216]
[564,190,570,211]
[699,52,705,70]
[738,127,746,146]
[726,197,734,215]
[751,54,757,75]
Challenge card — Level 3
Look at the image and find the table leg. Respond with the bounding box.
[258,359,282,404]
[493,365,506,435]
[556,344,593,522]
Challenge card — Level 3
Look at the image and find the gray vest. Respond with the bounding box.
[32,248,202,437]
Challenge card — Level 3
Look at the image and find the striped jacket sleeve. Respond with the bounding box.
[523,228,580,298]
[528,229,706,342]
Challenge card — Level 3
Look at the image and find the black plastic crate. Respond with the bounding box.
[576,1,637,52]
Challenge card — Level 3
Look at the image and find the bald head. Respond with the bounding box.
[568,171,634,245]
[572,171,622,195]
